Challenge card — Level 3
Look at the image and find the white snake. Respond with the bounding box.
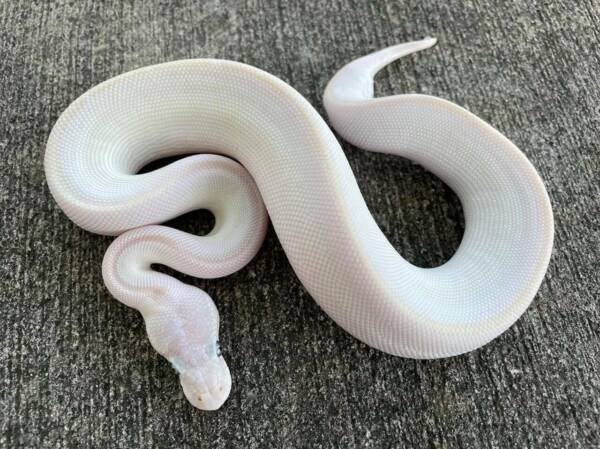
[44,38,553,410]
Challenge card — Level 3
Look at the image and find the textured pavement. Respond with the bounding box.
[1,1,599,448]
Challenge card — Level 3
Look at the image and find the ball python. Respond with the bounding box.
[44,38,553,410]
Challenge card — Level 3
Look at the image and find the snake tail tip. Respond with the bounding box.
[414,36,438,51]
[423,36,438,47]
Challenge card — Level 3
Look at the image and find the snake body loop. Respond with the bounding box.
[45,38,553,410]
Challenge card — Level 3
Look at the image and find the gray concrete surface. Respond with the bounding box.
[1,1,599,448]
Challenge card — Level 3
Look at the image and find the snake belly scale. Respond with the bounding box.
[44,38,553,410]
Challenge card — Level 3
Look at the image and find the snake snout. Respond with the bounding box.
[179,357,232,411]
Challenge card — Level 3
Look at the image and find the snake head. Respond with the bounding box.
[177,343,232,411]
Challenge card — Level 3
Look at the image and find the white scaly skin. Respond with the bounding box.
[44,38,553,410]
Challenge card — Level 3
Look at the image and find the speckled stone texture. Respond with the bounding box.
[0,1,598,448]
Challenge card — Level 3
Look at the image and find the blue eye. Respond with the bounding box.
[206,340,222,358]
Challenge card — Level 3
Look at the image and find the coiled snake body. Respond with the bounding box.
[45,39,553,410]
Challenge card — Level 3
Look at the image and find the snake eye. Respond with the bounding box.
[206,340,222,358]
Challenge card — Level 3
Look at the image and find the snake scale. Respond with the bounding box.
[44,38,553,410]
